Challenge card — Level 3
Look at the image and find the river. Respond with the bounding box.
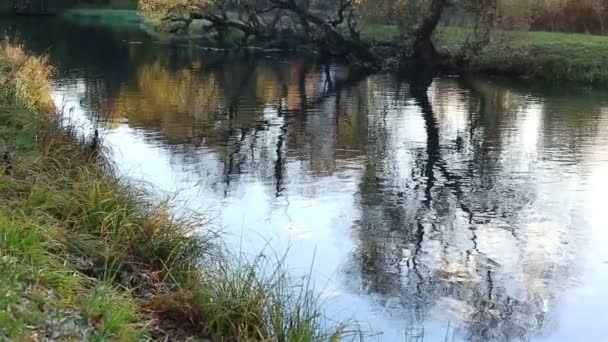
[3,15,608,341]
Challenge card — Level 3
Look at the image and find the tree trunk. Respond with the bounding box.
[163,0,379,69]
[412,0,446,63]
[269,0,379,69]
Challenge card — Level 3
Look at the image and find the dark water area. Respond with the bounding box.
[3,15,608,341]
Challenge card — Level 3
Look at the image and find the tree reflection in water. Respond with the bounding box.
[347,73,597,340]
[18,22,605,339]
[82,55,596,340]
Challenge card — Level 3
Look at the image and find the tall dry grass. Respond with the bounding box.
[0,41,55,113]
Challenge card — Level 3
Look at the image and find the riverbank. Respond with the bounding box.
[440,28,608,85]
[360,25,608,85]
[137,5,608,85]
[0,43,349,341]
[61,9,142,29]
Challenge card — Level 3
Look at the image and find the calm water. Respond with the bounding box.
[4,16,608,341]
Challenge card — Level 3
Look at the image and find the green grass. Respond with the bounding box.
[360,24,398,42]
[526,31,608,47]
[442,28,608,84]
[0,44,352,341]
[61,9,142,28]
[360,24,608,85]
[0,106,152,340]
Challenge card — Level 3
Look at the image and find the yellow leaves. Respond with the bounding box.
[137,0,210,14]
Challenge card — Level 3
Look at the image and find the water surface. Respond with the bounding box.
[3,16,608,341]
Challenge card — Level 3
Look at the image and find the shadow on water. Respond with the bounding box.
[4,16,608,341]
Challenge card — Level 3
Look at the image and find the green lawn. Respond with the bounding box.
[527,30,608,47]
[445,28,608,84]
[61,9,142,28]
[360,24,608,84]
[360,24,608,47]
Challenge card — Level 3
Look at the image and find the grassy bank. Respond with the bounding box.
[0,43,350,341]
[361,25,608,85]
[438,28,608,85]
[62,7,608,84]
[68,9,246,46]
[61,9,142,29]
[143,10,608,84]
